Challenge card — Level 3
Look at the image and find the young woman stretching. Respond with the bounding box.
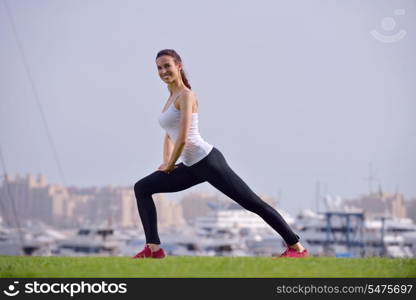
[133,49,308,259]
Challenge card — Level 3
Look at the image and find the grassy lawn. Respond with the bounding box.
[1,256,415,278]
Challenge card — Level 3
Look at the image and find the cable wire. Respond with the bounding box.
[3,0,67,186]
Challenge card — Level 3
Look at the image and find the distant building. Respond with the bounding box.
[152,194,185,230]
[343,187,407,219]
[405,197,416,223]
[180,192,225,224]
[0,173,54,226]
[0,173,183,229]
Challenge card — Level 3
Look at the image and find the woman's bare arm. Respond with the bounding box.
[165,91,194,167]
[163,133,174,164]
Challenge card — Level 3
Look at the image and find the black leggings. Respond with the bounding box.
[134,147,300,246]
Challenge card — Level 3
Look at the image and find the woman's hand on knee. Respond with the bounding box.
[158,162,178,173]
[158,162,168,170]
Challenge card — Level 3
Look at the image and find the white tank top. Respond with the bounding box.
[158,98,213,166]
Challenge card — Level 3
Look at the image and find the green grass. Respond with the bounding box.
[1,256,415,278]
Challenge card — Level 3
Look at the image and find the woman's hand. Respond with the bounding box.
[158,162,178,173]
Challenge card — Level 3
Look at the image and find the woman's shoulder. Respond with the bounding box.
[181,88,196,98]
[178,89,198,102]
[177,89,199,110]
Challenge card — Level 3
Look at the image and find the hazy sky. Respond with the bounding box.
[1,0,415,215]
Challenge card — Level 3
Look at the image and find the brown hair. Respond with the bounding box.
[156,49,191,90]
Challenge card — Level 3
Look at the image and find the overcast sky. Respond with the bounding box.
[1,0,415,215]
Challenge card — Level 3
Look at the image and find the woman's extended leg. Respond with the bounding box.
[134,163,205,244]
[192,147,300,246]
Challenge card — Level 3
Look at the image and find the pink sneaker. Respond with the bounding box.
[132,245,152,258]
[132,245,167,259]
[275,248,308,258]
[151,247,166,259]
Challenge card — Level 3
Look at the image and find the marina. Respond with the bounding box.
[2,197,415,258]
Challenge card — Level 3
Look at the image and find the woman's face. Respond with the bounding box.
[156,55,181,84]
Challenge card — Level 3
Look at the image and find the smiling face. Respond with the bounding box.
[156,55,182,84]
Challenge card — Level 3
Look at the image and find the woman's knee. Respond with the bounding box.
[134,178,151,198]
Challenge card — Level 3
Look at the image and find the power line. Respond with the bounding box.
[3,0,67,186]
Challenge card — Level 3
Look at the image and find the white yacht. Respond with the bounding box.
[193,203,294,256]
[194,202,294,237]
[0,226,24,255]
[294,208,416,258]
[52,227,122,256]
